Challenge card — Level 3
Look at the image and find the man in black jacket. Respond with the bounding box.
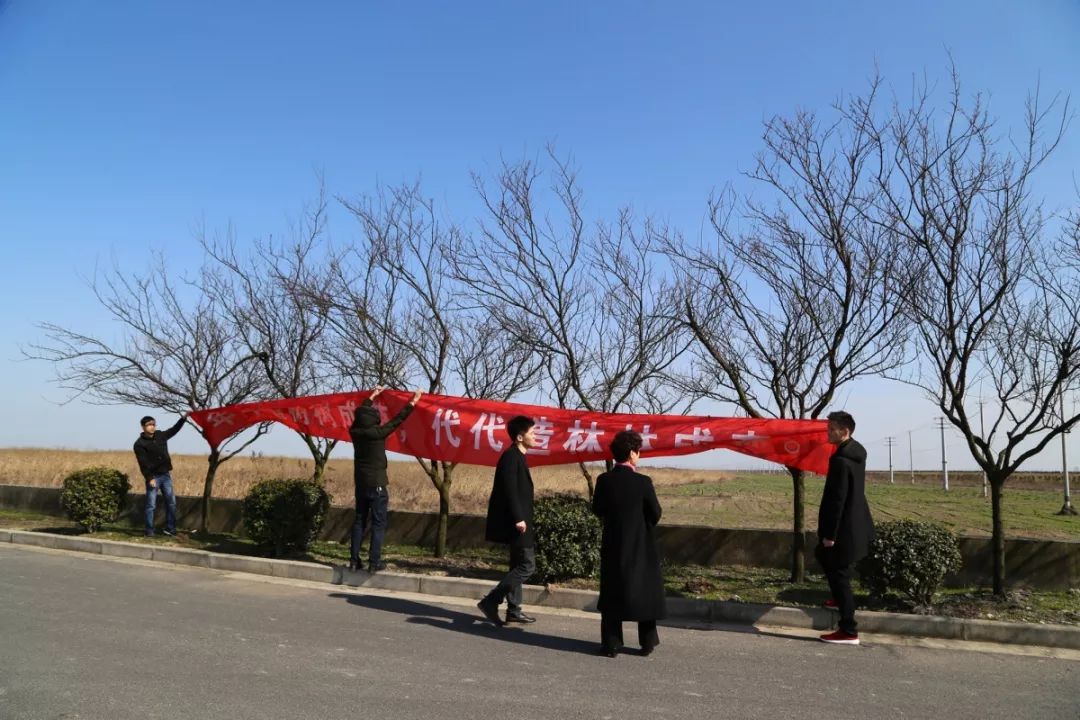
[816,410,875,645]
[133,413,188,537]
[477,415,537,626]
[348,386,422,573]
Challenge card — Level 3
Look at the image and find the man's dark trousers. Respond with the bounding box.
[816,544,857,634]
[484,539,535,615]
[351,486,389,567]
[144,472,177,536]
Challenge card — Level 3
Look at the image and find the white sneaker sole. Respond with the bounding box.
[820,636,860,645]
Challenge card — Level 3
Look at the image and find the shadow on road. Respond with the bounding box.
[328,592,599,656]
[754,627,829,643]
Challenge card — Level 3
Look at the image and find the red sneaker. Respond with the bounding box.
[819,630,860,645]
[823,599,838,609]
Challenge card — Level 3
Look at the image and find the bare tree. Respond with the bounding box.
[662,79,909,582]
[451,321,542,405]
[201,189,343,484]
[1053,207,1080,516]
[322,182,543,555]
[451,150,691,495]
[338,183,456,555]
[872,70,1078,594]
[316,231,412,392]
[26,255,269,533]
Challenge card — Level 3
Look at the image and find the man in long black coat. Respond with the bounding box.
[816,410,875,645]
[477,415,538,626]
[592,430,666,657]
[348,386,422,573]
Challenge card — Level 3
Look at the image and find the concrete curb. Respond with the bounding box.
[3,529,1078,650]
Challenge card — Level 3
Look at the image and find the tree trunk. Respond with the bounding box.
[578,462,595,499]
[990,478,1006,596]
[434,461,455,557]
[312,455,327,485]
[304,435,331,485]
[422,460,454,558]
[789,467,806,583]
[437,478,451,558]
[199,449,221,534]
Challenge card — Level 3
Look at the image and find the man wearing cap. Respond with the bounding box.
[133,413,188,537]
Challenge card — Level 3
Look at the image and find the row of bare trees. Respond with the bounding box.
[29,67,1080,593]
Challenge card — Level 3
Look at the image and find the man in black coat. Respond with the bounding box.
[592,430,666,657]
[477,415,538,626]
[816,410,875,645]
[348,386,422,573]
[133,413,188,537]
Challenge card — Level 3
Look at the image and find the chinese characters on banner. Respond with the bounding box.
[189,390,833,475]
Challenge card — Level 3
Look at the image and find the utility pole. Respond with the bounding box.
[908,429,915,484]
[937,417,949,492]
[885,437,896,484]
[1059,392,1077,516]
[978,400,988,499]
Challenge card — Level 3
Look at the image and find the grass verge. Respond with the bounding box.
[657,475,1080,541]
[2,509,1076,627]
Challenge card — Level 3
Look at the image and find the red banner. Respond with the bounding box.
[189,390,831,475]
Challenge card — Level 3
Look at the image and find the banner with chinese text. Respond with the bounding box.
[190,390,832,475]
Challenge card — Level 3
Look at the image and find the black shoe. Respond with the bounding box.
[640,645,656,657]
[144,531,155,537]
[477,599,504,626]
[505,611,537,624]
[162,529,176,537]
[599,646,618,658]
[348,559,362,573]
[368,560,387,573]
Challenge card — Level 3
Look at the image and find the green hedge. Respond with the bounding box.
[242,478,331,556]
[532,493,601,583]
[60,466,130,532]
[857,519,962,607]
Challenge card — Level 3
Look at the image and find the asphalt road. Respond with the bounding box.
[0,544,1077,720]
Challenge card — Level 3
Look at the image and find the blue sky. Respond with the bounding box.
[1,1,1078,470]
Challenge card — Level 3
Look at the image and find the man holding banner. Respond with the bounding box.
[348,386,423,573]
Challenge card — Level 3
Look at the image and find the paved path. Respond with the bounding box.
[1,544,1076,720]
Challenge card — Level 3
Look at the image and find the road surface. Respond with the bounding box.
[0,544,1076,719]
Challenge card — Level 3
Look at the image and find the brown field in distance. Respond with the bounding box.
[3,448,1074,539]
[2,447,1065,505]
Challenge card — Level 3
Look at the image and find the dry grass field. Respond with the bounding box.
[3,448,1075,539]
[0,447,730,515]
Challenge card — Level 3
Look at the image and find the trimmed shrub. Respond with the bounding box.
[242,478,331,556]
[532,493,601,583]
[60,466,130,532]
[857,519,962,607]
